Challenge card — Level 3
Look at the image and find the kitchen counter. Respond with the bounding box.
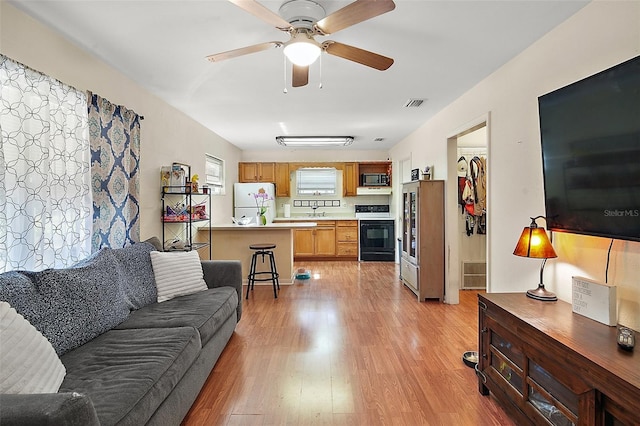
[205,222,317,229]
[198,222,317,285]
[273,216,358,221]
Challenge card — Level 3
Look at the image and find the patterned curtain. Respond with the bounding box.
[88,94,140,252]
[0,55,92,272]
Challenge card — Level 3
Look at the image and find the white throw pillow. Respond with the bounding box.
[0,301,66,394]
[150,251,208,302]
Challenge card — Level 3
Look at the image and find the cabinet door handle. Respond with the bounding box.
[478,301,487,311]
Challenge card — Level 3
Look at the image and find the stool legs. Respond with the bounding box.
[268,251,280,298]
[246,250,279,299]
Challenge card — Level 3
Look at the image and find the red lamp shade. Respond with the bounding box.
[513,226,557,259]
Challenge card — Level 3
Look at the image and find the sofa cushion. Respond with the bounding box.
[0,249,130,355]
[150,251,208,302]
[0,301,66,394]
[110,242,158,310]
[115,287,238,346]
[59,327,201,426]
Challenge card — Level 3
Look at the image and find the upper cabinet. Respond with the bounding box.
[275,163,290,197]
[342,162,359,197]
[238,162,276,183]
[238,161,392,197]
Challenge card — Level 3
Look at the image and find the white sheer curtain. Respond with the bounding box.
[0,55,92,272]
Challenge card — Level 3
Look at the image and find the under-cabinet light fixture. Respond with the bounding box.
[276,136,354,147]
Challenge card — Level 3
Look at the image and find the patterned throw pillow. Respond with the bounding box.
[0,249,130,355]
[150,251,208,303]
[110,242,158,310]
[0,301,66,394]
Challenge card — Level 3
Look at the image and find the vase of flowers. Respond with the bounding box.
[251,188,273,226]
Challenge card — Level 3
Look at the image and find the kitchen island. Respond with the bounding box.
[198,222,316,285]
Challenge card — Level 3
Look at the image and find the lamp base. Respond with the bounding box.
[526,284,557,302]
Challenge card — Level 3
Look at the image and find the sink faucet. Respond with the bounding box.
[311,201,318,217]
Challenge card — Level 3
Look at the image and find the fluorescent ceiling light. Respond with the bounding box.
[276,136,354,147]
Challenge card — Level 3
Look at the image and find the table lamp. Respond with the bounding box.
[513,216,558,301]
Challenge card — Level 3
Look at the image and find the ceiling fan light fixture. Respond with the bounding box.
[276,136,354,147]
[283,31,321,66]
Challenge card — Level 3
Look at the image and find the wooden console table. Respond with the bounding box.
[477,293,639,425]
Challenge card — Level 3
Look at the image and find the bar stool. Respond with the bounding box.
[246,243,280,299]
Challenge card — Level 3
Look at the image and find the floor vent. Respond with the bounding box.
[462,261,486,289]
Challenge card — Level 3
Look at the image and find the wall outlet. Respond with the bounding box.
[572,276,617,326]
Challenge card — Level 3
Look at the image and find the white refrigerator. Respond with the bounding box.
[233,182,276,225]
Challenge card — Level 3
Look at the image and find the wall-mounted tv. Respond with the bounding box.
[538,55,640,242]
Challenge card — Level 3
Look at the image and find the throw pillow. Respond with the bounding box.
[0,301,66,394]
[150,251,208,303]
[2,249,130,355]
[110,242,158,310]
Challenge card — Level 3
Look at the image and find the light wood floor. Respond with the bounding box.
[182,261,513,425]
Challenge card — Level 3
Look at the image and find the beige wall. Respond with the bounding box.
[1,2,242,242]
[389,0,640,326]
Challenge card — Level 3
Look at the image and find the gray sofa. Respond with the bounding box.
[0,240,242,426]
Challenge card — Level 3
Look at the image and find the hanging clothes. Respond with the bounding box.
[470,156,486,216]
[457,156,469,213]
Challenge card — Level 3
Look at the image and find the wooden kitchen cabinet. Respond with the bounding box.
[342,162,359,197]
[275,163,290,197]
[293,221,336,259]
[293,228,315,257]
[477,293,640,426]
[336,220,358,258]
[238,162,276,183]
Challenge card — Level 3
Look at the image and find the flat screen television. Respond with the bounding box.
[538,55,640,242]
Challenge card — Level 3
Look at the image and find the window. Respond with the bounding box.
[296,168,337,195]
[205,154,225,195]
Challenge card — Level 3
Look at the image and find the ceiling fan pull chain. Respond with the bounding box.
[283,55,288,94]
[319,53,323,89]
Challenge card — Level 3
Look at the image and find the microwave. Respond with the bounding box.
[361,173,390,186]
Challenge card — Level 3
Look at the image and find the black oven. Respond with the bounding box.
[359,220,395,261]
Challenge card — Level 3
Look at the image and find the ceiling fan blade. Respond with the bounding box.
[206,41,282,62]
[315,0,395,35]
[228,0,292,31]
[292,65,309,87]
[323,41,393,71]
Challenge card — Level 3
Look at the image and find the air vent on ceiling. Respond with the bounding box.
[404,98,426,108]
[374,137,385,142]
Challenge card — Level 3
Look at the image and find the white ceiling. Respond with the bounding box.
[10,0,589,152]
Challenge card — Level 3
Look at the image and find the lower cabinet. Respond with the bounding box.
[290,220,358,260]
[477,293,640,426]
[293,221,336,258]
[336,220,358,258]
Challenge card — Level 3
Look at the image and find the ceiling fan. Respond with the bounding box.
[206,0,396,87]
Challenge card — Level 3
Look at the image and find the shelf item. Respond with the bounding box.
[478,293,640,425]
[400,180,444,301]
[161,187,211,259]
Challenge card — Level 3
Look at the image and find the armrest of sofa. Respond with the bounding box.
[201,260,242,321]
[0,392,99,426]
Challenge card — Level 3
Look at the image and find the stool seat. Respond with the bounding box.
[249,243,276,250]
[246,243,279,299]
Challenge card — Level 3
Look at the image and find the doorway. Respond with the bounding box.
[445,116,489,304]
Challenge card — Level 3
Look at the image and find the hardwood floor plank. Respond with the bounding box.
[182,261,513,425]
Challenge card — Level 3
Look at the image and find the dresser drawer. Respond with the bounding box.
[337,242,358,256]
